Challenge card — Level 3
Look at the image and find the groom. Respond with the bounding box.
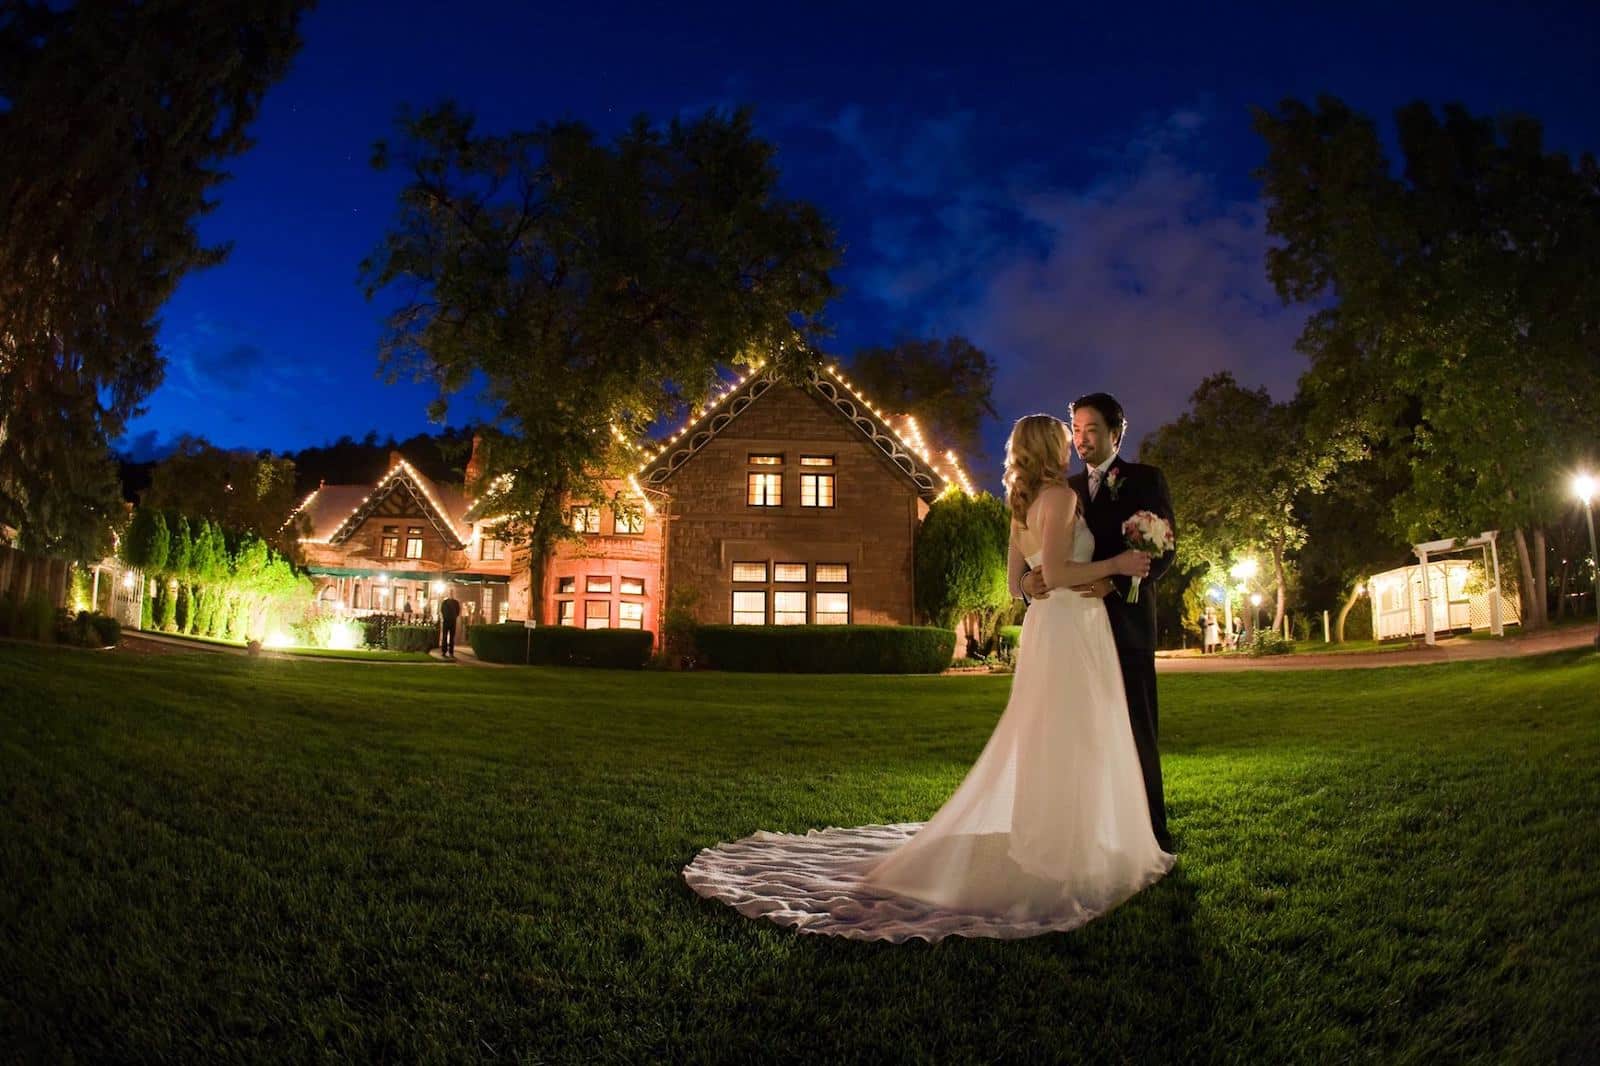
[1022,393,1177,850]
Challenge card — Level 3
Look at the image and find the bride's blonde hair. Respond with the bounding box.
[1003,414,1071,528]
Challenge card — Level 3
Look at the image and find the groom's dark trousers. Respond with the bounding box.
[1069,462,1176,847]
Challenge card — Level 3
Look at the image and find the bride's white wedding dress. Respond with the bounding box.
[682,494,1174,942]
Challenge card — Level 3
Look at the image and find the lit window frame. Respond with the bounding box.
[572,505,602,534]
[732,589,767,626]
[773,590,808,625]
[584,600,610,629]
[586,575,613,594]
[558,600,576,626]
[746,471,782,507]
[732,561,769,583]
[617,601,644,630]
[620,576,645,596]
[815,563,851,583]
[815,590,850,625]
[773,563,808,583]
[801,472,836,508]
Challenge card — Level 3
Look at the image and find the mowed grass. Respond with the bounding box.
[1,644,1597,1063]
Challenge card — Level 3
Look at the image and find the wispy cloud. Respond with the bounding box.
[813,103,1308,455]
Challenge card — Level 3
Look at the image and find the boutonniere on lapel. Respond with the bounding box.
[1104,466,1125,501]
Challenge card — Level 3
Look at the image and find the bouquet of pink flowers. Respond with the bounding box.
[1121,510,1174,603]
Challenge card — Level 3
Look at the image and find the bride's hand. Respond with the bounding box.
[1114,550,1151,577]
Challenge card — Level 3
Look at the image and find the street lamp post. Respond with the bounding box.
[1574,474,1599,649]
[1250,592,1264,636]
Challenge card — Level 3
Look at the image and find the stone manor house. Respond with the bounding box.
[283,365,975,642]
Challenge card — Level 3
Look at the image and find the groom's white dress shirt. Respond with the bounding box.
[1087,451,1121,501]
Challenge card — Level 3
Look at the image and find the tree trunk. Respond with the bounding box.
[1513,527,1544,630]
[1271,541,1287,631]
[1335,583,1362,642]
[1529,524,1542,627]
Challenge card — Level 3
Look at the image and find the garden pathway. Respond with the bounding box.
[1153,624,1596,672]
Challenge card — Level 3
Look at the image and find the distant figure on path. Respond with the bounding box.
[439,593,461,659]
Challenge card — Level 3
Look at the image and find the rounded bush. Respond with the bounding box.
[385,624,438,652]
[692,624,957,673]
[468,623,653,668]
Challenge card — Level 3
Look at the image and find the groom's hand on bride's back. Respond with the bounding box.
[1022,569,1051,600]
[1071,579,1114,599]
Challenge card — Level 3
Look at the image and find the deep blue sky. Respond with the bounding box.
[120,0,1600,484]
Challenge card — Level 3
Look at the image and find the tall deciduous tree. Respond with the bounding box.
[1141,373,1353,630]
[363,105,839,620]
[1255,97,1600,629]
[141,436,301,552]
[0,0,310,558]
[847,337,998,459]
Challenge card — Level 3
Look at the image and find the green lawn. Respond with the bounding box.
[2,644,1597,1062]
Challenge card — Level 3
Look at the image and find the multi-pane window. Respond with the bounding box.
[747,472,781,506]
[815,591,850,625]
[620,577,645,596]
[572,505,601,534]
[816,563,851,583]
[748,454,783,466]
[558,600,576,626]
[618,602,644,629]
[557,576,576,594]
[774,563,807,582]
[774,591,808,625]
[801,472,835,507]
[586,575,612,593]
[732,561,768,583]
[615,509,644,534]
[380,524,399,559]
[480,538,505,561]
[405,526,424,559]
[732,590,767,625]
[585,601,609,629]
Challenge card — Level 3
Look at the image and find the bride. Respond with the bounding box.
[682,414,1174,942]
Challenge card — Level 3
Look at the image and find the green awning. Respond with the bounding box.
[305,565,509,585]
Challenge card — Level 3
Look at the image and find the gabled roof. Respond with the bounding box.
[288,458,469,549]
[636,365,955,502]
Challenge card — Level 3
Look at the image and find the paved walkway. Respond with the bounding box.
[1154,624,1596,672]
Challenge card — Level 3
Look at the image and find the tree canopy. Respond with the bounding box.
[0,0,310,559]
[140,437,301,552]
[362,104,839,619]
[846,337,998,459]
[1141,372,1354,630]
[1255,96,1600,627]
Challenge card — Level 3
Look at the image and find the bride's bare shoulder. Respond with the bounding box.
[1036,481,1078,512]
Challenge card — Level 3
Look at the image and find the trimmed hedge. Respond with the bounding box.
[469,623,654,669]
[385,624,438,653]
[692,624,958,674]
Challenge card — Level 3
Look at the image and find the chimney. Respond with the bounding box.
[465,433,484,489]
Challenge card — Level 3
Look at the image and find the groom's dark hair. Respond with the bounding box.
[1070,393,1127,444]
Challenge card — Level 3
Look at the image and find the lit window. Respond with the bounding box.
[480,538,505,561]
[380,536,399,559]
[748,454,783,465]
[558,600,575,626]
[815,591,850,625]
[620,577,645,596]
[774,563,807,582]
[383,525,399,533]
[733,561,768,583]
[816,563,850,583]
[800,455,834,466]
[618,602,644,629]
[732,590,766,625]
[405,527,424,559]
[801,473,835,507]
[572,505,601,533]
[587,575,612,593]
[615,509,644,534]
[557,576,576,594]
[774,591,807,625]
[585,600,610,629]
[747,472,781,506]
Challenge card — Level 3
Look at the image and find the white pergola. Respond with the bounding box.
[1413,531,1505,646]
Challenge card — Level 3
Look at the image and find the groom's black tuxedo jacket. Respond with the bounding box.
[1069,460,1177,654]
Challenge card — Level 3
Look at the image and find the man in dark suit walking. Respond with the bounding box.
[1022,393,1177,850]
[439,592,461,660]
